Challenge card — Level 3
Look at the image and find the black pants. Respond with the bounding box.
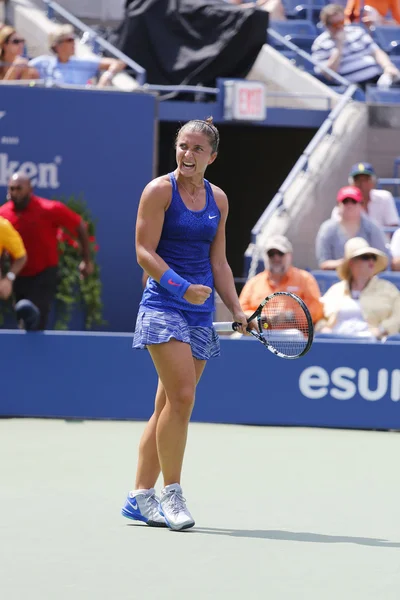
[14,266,58,330]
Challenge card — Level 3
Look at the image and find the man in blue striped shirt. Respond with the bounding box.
[311,4,400,87]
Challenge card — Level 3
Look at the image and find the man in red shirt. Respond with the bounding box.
[0,172,93,330]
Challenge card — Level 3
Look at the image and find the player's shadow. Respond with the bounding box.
[193,528,400,547]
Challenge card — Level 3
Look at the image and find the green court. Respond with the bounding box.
[1,419,399,599]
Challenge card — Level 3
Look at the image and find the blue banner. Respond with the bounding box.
[1,332,399,431]
[0,86,156,331]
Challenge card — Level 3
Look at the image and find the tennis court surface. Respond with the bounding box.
[1,418,399,600]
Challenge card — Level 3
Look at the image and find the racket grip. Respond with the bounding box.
[213,321,236,332]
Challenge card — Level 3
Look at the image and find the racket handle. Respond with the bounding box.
[213,321,236,332]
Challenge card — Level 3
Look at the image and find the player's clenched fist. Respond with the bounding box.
[184,284,212,305]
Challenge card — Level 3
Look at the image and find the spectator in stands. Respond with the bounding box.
[331,162,399,229]
[311,4,400,87]
[0,215,26,300]
[316,185,389,270]
[0,25,38,81]
[0,172,94,330]
[316,237,400,339]
[345,0,400,26]
[239,235,324,323]
[29,25,125,87]
[389,226,400,270]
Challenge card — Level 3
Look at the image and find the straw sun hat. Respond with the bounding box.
[337,237,388,280]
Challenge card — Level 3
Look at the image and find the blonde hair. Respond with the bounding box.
[49,24,74,51]
[0,26,16,57]
[320,4,345,25]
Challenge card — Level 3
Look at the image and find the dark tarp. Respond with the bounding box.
[115,0,269,87]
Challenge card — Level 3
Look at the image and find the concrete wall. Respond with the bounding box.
[367,105,400,178]
[248,100,369,271]
[17,0,125,22]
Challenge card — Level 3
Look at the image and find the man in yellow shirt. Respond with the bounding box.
[0,215,27,300]
[240,235,324,324]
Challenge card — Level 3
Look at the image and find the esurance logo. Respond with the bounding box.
[0,153,61,189]
[299,366,400,402]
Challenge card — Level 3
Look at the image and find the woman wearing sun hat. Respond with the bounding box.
[316,237,400,340]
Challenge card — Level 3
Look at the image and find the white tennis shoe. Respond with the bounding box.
[121,488,167,527]
[159,483,195,531]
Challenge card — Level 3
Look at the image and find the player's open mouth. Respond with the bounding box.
[182,162,195,169]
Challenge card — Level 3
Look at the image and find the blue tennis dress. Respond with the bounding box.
[133,172,221,360]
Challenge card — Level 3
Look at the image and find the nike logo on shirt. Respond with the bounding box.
[209,215,218,219]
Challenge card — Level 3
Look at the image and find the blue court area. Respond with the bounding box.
[1,331,400,431]
[1,418,399,600]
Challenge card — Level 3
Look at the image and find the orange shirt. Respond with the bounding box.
[345,0,400,23]
[239,266,324,324]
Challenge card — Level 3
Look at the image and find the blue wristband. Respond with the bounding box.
[159,268,191,299]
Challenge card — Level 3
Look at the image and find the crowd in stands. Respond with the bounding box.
[0,23,124,87]
[311,4,400,88]
[1,1,400,90]
[0,173,92,331]
[241,160,400,342]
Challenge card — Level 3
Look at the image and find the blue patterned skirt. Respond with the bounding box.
[133,305,220,360]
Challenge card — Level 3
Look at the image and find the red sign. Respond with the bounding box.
[232,81,266,121]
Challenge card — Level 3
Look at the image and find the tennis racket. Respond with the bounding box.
[214,292,314,359]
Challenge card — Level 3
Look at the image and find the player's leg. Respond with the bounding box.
[134,377,167,490]
[150,340,201,487]
[135,358,206,490]
[150,341,206,530]
[121,348,206,528]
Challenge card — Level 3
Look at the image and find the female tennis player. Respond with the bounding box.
[121,118,248,531]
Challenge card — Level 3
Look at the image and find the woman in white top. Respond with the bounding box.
[316,237,400,340]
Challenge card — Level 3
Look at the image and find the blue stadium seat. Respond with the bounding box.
[269,20,317,51]
[390,56,400,70]
[293,4,325,24]
[311,270,339,294]
[372,26,400,55]
[312,270,400,294]
[281,50,315,72]
[283,0,324,23]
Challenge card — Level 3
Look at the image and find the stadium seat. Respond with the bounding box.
[311,270,340,294]
[293,4,325,24]
[281,50,314,72]
[372,26,400,55]
[312,270,400,294]
[269,20,317,52]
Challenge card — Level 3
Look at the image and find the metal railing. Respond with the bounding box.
[43,0,146,85]
[251,83,358,241]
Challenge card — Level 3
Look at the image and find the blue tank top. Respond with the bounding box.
[141,172,221,312]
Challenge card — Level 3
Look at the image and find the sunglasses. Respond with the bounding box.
[8,38,25,45]
[267,249,285,258]
[341,198,358,205]
[358,254,377,262]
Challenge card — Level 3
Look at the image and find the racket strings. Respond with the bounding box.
[258,295,310,357]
